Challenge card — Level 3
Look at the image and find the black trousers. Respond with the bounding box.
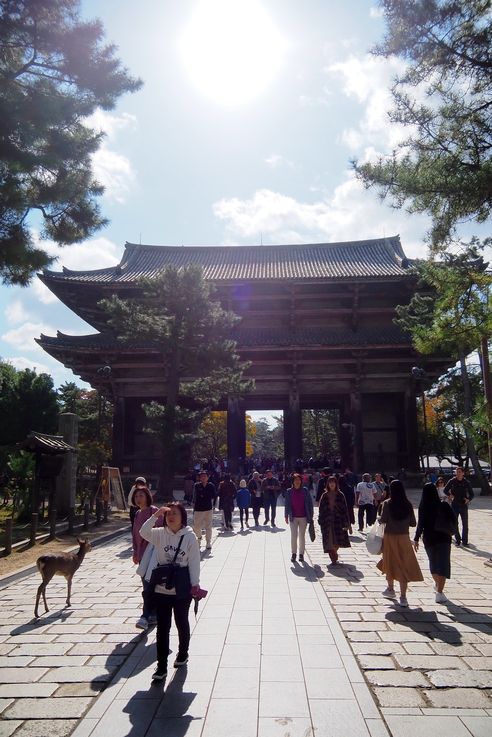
[358,504,375,530]
[154,593,192,669]
[452,503,469,544]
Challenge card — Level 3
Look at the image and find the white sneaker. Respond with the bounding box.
[435,592,448,604]
[136,616,149,630]
[382,587,396,599]
[399,596,409,608]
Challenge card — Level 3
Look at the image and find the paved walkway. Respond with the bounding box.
[0,492,491,737]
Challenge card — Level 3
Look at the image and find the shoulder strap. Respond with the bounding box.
[171,534,185,563]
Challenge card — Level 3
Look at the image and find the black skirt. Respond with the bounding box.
[425,541,451,579]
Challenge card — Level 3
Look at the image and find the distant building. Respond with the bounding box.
[38,237,452,479]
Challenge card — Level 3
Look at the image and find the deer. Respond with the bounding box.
[34,538,92,618]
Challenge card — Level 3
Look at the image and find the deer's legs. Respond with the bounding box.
[66,576,72,607]
[34,583,48,618]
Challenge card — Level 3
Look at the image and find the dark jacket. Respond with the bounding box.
[218,480,236,510]
[318,491,351,550]
[443,477,474,506]
[415,500,457,546]
[193,481,216,511]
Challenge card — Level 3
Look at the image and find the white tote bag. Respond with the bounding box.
[365,520,385,555]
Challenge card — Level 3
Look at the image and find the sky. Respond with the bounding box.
[0,0,486,420]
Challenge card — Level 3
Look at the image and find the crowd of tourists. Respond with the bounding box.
[127,465,473,682]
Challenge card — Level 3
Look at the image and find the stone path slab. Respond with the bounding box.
[0,493,491,737]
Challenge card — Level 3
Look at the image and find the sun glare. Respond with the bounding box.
[179,0,287,106]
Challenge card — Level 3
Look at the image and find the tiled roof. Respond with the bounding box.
[40,236,411,284]
[37,326,411,353]
[21,432,75,454]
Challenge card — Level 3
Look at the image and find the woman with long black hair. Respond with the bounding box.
[414,482,457,603]
[377,479,423,607]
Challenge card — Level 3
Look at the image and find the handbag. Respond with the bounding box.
[308,520,316,542]
[149,536,191,599]
[434,502,457,536]
[366,520,385,555]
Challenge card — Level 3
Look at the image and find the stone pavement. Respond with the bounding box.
[0,492,490,737]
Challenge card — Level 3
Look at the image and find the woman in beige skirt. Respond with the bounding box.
[377,479,423,607]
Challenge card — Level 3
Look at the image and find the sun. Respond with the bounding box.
[179,0,287,107]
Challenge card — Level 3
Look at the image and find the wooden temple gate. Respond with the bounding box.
[37,237,450,480]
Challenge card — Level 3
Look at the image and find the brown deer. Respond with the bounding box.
[34,538,91,618]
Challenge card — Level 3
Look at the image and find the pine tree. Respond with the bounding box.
[0,0,141,284]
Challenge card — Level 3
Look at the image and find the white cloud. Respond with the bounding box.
[31,277,59,305]
[265,154,294,169]
[36,233,122,273]
[7,356,51,374]
[370,6,384,18]
[325,54,410,155]
[84,110,138,203]
[213,176,431,258]
[1,321,57,352]
[86,110,137,139]
[92,146,136,204]
[5,299,30,325]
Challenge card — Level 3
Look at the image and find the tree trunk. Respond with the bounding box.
[479,336,492,494]
[458,349,490,495]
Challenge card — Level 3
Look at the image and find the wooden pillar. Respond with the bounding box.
[404,388,420,472]
[284,391,302,470]
[112,397,126,470]
[339,396,352,471]
[350,387,364,474]
[56,412,78,517]
[227,397,246,474]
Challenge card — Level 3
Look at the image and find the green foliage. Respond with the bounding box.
[395,240,492,356]
[251,417,284,459]
[0,0,142,285]
[56,384,113,471]
[6,449,35,517]
[101,265,253,481]
[0,362,59,447]
[302,410,339,459]
[355,0,492,249]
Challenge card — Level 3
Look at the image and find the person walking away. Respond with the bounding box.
[443,467,474,546]
[356,473,376,531]
[338,473,354,533]
[284,473,314,562]
[261,469,280,526]
[318,476,351,565]
[377,479,423,607]
[192,470,216,549]
[130,485,163,630]
[248,471,263,526]
[414,482,457,603]
[237,479,251,529]
[373,472,388,516]
[316,467,331,505]
[139,502,200,681]
[218,473,236,530]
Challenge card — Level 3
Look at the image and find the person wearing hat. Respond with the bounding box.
[236,479,251,529]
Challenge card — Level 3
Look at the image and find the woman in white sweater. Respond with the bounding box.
[139,502,200,681]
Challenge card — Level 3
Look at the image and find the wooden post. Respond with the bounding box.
[4,518,13,555]
[227,397,246,474]
[48,508,57,540]
[83,502,90,531]
[29,513,38,547]
[68,507,75,535]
